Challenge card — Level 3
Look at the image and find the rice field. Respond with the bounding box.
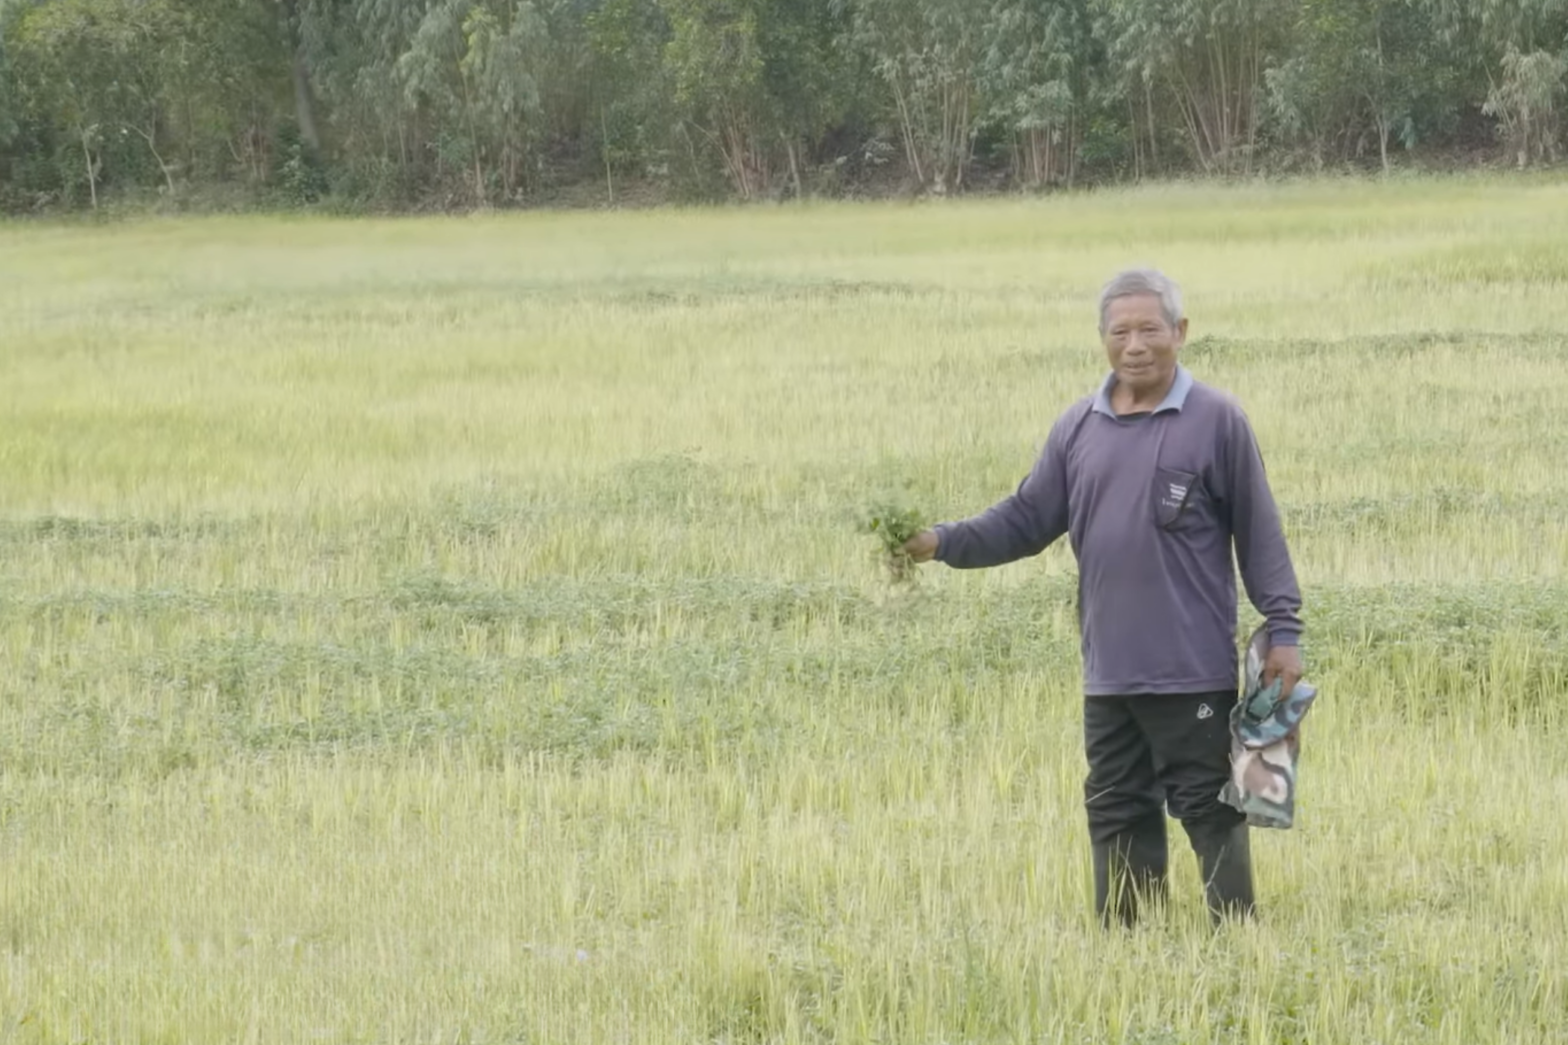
[2,174,1568,1043]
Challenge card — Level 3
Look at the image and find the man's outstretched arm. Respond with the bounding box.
[905,423,1071,569]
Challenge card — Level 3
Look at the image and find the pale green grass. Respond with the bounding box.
[1,176,1568,1042]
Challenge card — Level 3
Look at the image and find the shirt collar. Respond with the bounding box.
[1092,364,1193,418]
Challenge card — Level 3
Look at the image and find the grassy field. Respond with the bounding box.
[3,175,1568,1043]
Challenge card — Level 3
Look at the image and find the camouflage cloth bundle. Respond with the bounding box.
[1219,625,1318,829]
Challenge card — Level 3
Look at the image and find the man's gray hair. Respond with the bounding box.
[1098,268,1184,333]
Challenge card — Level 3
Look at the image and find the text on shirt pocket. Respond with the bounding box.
[1153,466,1201,530]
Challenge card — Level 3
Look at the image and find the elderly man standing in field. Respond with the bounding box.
[902,268,1303,927]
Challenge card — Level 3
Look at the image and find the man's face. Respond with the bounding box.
[1101,294,1187,397]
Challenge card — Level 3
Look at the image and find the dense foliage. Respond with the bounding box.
[0,0,1564,210]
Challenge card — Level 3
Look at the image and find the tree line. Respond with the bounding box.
[0,0,1564,212]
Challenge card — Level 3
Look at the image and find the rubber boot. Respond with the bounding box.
[1189,819,1255,925]
[1092,818,1169,928]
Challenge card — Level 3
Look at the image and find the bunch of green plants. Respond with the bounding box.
[859,499,929,583]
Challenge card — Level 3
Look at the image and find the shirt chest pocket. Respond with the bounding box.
[1152,466,1213,531]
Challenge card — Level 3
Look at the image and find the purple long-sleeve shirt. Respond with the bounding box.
[933,366,1302,696]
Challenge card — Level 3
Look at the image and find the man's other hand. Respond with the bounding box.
[1261,644,1302,699]
[903,530,939,564]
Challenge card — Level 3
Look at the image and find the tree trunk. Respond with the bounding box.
[459,72,485,204]
[1067,114,1077,188]
[679,121,704,186]
[601,106,615,206]
[782,133,802,199]
[81,130,98,210]
[280,0,321,155]
[184,93,196,177]
[1244,21,1259,176]
[1145,79,1160,172]
[1128,96,1143,181]
[250,99,266,181]
[291,58,320,155]
[889,77,924,188]
[716,120,751,199]
[133,118,177,196]
[1366,29,1390,175]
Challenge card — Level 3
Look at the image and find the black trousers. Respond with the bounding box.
[1083,690,1252,925]
[1083,690,1244,842]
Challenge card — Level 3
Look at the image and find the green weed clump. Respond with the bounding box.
[860,499,929,583]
